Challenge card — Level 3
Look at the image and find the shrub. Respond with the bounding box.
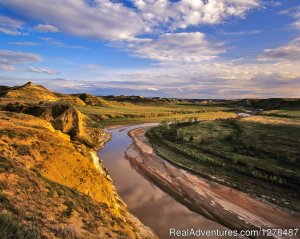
[0,192,10,204]
[7,130,18,139]
[0,180,9,190]
[63,200,74,217]
[0,213,41,239]
[12,144,31,156]
[54,225,79,239]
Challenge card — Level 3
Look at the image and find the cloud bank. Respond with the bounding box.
[120,32,224,62]
[0,50,41,70]
[1,0,260,40]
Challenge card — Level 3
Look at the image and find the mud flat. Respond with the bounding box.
[99,124,240,239]
[128,126,300,239]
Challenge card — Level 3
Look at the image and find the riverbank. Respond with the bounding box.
[91,132,158,239]
[128,126,300,237]
[100,124,234,239]
[145,118,300,212]
[0,110,157,239]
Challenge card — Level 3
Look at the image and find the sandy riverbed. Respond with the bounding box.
[127,126,300,239]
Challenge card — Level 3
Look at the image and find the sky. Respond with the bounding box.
[0,0,299,99]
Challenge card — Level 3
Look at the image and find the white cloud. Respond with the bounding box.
[258,37,300,61]
[0,14,22,26]
[266,1,282,7]
[132,0,260,31]
[0,0,260,69]
[279,5,300,30]
[34,24,59,32]
[120,32,224,62]
[40,37,88,49]
[2,57,300,98]
[0,0,145,41]
[27,66,59,75]
[220,30,261,36]
[0,64,15,71]
[291,19,300,30]
[0,50,41,70]
[148,87,158,91]
[83,64,104,71]
[0,14,24,35]
[2,0,298,99]
[104,60,300,98]
[0,0,260,40]
[8,41,40,46]
[0,27,21,35]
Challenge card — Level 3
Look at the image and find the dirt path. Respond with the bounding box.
[127,126,300,239]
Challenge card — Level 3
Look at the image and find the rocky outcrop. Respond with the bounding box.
[51,104,84,137]
[0,100,95,146]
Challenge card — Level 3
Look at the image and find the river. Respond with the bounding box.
[98,123,230,239]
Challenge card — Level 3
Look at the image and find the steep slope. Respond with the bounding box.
[0,83,157,238]
[0,111,156,238]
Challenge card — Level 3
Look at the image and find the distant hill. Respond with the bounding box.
[233,98,300,110]
[2,82,59,101]
[73,93,110,106]
[0,82,88,107]
[102,95,186,104]
[184,98,300,110]
[0,82,299,110]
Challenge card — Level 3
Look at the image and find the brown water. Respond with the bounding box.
[98,124,230,239]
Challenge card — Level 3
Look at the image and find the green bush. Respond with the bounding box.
[63,200,74,217]
[54,225,79,239]
[0,213,41,239]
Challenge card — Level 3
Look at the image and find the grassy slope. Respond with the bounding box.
[146,114,300,212]
[0,111,153,239]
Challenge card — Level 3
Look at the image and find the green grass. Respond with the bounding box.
[261,109,300,118]
[146,116,300,212]
[76,103,235,127]
[0,213,41,239]
[0,156,117,239]
[260,106,300,118]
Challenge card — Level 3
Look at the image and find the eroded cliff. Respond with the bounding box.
[0,83,157,239]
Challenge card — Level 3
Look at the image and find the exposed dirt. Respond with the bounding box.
[0,111,157,239]
[128,126,300,239]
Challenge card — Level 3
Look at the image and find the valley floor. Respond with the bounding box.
[128,126,300,236]
[145,115,300,213]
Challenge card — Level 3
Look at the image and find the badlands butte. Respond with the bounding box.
[0,82,157,239]
[0,82,299,239]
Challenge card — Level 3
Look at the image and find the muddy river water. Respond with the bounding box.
[98,124,231,239]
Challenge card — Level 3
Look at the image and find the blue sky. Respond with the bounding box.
[0,0,299,98]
